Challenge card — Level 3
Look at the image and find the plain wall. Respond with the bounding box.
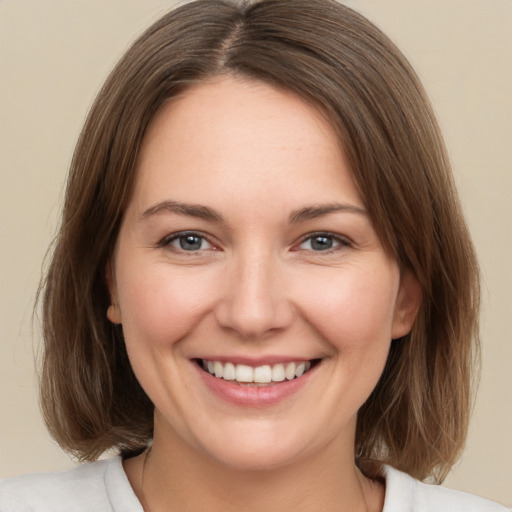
[1,0,511,505]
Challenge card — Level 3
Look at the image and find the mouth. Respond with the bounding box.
[195,358,320,387]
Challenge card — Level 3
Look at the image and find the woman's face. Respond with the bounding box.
[108,76,419,471]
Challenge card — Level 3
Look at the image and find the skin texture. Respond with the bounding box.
[108,76,420,511]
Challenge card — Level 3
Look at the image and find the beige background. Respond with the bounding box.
[1,0,511,505]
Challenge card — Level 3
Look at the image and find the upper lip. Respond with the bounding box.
[194,355,318,366]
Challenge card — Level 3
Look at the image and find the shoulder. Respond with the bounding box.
[383,465,511,512]
[0,456,142,512]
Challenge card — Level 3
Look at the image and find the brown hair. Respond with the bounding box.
[39,0,479,483]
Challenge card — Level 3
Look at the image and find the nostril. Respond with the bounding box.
[212,266,294,339]
[214,300,294,340]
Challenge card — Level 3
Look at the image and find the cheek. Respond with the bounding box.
[296,265,399,350]
[116,263,217,347]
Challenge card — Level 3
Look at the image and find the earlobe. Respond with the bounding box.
[107,304,122,324]
[391,269,422,340]
[105,260,122,325]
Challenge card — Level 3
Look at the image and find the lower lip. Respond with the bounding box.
[195,363,318,407]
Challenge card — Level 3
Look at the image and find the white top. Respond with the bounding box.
[0,456,509,511]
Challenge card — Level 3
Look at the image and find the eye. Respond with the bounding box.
[162,232,213,252]
[298,233,349,252]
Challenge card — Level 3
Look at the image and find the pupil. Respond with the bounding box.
[180,235,201,250]
[312,236,332,251]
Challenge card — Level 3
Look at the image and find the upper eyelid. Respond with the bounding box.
[290,233,353,255]
[297,232,352,245]
[160,231,215,248]
[157,230,351,250]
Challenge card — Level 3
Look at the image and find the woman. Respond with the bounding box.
[1,0,508,510]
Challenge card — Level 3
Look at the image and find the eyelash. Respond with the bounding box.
[159,231,216,253]
[295,232,351,254]
[158,231,351,255]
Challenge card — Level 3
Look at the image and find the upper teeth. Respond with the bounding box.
[202,360,312,383]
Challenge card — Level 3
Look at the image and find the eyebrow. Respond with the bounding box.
[141,200,224,222]
[140,200,367,224]
[289,203,368,223]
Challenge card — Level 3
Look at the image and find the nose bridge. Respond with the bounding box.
[215,244,292,338]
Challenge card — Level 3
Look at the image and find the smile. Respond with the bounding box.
[199,359,317,385]
[194,358,321,406]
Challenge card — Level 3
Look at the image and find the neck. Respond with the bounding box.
[124,426,384,512]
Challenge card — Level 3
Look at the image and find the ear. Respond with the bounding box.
[105,260,122,325]
[391,269,421,340]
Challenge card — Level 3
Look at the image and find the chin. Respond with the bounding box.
[203,439,308,473]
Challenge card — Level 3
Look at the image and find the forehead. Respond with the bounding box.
[130,75,362,214]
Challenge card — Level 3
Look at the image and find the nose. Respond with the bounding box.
[214,250,294,340]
